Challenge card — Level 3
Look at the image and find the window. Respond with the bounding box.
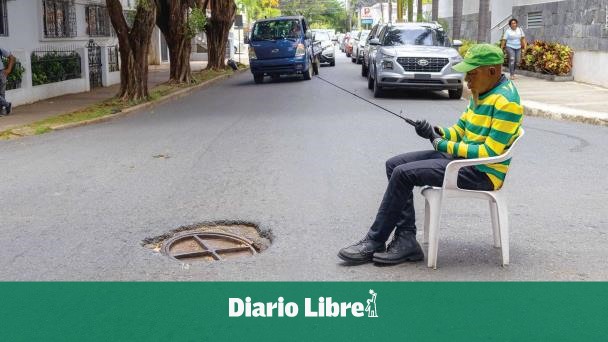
[43,0,77,38]
[383,27,439,47]
[0,0,8,36]
[527,11,543,29]
[86,5,111,37]
[251,20,302,41]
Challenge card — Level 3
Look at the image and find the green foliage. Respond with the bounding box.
[2,57,26,90]
[31,51,82,86]
[280,0,347,32]
[520,40,573,76]
[187,7,208,38]
[458,39,477,57]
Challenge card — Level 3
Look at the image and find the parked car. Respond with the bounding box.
[361,23,386,77]
[352,30,370,64]
[246,16,319,84]
[367,22,464,99]
[313,31,336,66]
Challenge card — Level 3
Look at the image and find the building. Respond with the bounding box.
[0,0,134,106]
[438,0,608,87]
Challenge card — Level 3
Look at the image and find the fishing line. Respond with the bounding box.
[314,74,418,127]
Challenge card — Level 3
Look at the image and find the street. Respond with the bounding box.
[1,53,607,281]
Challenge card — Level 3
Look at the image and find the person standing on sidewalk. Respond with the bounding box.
[338,44,523,265]
[501,18,527,80]
[0,46,15,116]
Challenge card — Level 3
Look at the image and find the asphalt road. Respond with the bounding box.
[1,54,607,281]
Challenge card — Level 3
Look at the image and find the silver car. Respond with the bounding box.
[368,22,464,99]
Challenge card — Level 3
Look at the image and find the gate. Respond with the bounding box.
[87,40,102,88]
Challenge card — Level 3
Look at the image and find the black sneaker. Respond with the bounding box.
[338,236,385,263]
[6,102,11,115]
[373,230,424,264]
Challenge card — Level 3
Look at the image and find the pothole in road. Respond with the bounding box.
[142,221,271,262]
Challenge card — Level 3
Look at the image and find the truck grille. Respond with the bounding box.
[396,57,448,72]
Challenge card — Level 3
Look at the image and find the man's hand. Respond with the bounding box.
[415,120,442,140]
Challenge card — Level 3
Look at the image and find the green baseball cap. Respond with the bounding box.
[453,43,504,73]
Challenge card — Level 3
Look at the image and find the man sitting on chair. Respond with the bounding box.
[338,44,524,265]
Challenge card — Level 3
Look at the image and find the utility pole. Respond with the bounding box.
[388,0,392,23]
[380,2,384,23]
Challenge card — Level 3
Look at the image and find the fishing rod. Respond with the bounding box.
[314,74,418,127]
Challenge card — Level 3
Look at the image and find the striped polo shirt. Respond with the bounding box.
[436,75,523,190]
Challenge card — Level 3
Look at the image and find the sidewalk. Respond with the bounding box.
[464,74,608,126]
[0,61,208,132]
[512,75,608,126]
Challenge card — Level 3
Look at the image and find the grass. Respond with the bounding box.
[0,67,243,140]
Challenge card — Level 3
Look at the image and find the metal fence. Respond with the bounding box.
[108,45,120,72]
[31,46,81,86]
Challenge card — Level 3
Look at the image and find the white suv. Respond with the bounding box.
[368,22,464,99]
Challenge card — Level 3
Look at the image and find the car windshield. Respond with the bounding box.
[252,19,301,41]
[383,27,439,46]
[360,31,370,41]
[315,32,331,41]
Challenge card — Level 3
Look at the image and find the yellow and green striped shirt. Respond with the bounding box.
[436,76,523,190]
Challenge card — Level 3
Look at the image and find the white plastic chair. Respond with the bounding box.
[421,129,525,269]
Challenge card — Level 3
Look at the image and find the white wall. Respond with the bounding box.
[573,51,608,88]
[1,0,125,106]
[438,0,480,18]
[512,0,567,6]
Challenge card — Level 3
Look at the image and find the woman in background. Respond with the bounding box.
[501,18,527,80]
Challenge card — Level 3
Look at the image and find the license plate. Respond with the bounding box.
[414,74,431,79]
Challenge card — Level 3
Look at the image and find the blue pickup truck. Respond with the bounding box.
[246,16,321,84]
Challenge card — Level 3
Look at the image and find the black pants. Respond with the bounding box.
[366,150,494,243]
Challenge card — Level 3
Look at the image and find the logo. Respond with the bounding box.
[228,290,379,318]
[417,59,429,66]
[271,48,279,53]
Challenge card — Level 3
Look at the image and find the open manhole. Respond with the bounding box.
[163,232,256,261]
[143,221,272,263]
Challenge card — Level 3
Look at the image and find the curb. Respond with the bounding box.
[52,68,249,131]
[461,86,607,126]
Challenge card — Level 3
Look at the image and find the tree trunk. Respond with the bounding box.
[205,0,237,70]
[156,0,192,83]
[106,0,156,101]
[452,0,463,40]
[416,0,423,21]
[407,0,413,22]
[432,0,439,21]
[477,0,490,43]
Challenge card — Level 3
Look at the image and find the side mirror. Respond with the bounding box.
[369,38,380,46]
[305,31,312,39]
[244,36,250,44]
[453,40,463,48]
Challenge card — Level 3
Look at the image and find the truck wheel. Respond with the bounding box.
[313,58,320,75]
[253,74,264,84]
[449,87,463,99]
[361,63,368,77]
[303,62,313,80]
[367,68,374,90]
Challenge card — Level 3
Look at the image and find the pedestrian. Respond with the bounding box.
[500,18,527,80]
[338,44,524,265]
[0,46,15,116]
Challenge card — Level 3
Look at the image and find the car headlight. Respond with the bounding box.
[450,55,463,64]
[379,52,395,60]
[248,46,257,60]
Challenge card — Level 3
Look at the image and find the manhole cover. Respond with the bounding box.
[162,232,257,262]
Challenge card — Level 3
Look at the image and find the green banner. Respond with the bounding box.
[1,282,606,341]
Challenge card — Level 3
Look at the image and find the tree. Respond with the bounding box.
[204,0,237,70]
[452,0,463,40]
[106,0,157,101]
[416,0,422,21]
[477,0,490,42]
[407,0,413,22]
[155,1,207,84]
[238,0,280,22]
[432,0,438,21]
